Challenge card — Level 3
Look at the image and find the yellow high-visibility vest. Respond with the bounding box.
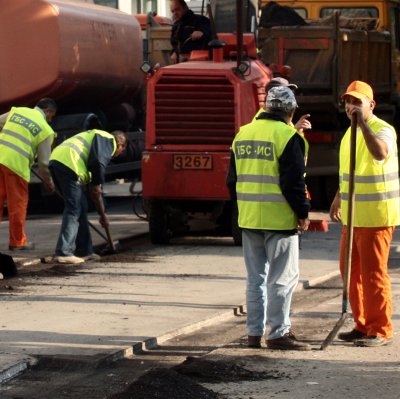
[0,107,55,181]
[50,130,116,184]
[339,115,400,227]
[233,118,300,230]
[253,108,309,161]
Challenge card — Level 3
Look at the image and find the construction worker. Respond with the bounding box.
[330,81,399,347]
[170,0,211,63]
[49,130,128,265]
[0,98,57,250]
[255,78,313,199]
[227,86,311,350]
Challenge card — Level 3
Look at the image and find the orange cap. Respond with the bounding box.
[341,80,374,100]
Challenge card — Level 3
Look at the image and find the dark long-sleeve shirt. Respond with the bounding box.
[226,112,310,227]
[171,10,212,56]
[49,132,115,185]
[87,133,115,185]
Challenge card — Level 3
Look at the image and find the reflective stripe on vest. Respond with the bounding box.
[0,139,31,159]
[237,192,288,202]
[252,108,309,160]
[339,115,400,227]
[233,118,299,230]
[50,129,116,184]
[0,107,54,181]
[237,174,280,184]
[60,135,92,164]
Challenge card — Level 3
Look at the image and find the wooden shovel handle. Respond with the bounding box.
[342,113,357,311]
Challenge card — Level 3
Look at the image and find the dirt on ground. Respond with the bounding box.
[109,357,283,399]
[173,356,280,383]
[109,368,222,399]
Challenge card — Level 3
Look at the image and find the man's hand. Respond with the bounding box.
[38,170,55,193]
[45,181,55,194]
[348,105,363,123]
[294,114,312,134]
[99,214,109,228]
[330,191,342,222]
[170,52,178,63]
[298,218,310,231]
[191,30,204,40]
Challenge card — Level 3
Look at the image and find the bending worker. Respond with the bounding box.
[330,81,399,347]
[49,129,128,265]
[0,98,57,250]
[170,0,211,63]
[227,86,311,351]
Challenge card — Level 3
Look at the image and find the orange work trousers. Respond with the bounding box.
[0,164,29,247]
[340,225,394,339]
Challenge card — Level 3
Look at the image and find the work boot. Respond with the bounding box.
[248,336,262,348]
[353,336,392,347]
[55,255,85,265]
[338,329,366,342]
[267,332,311,351]
[9,242,35,251]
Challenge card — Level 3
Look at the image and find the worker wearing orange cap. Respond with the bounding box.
[330,80,399,347]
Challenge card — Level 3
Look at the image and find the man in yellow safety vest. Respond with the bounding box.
[227,86,311,350]
[49,129,128,264]
[330,80,399,347]
[0,98,57,250]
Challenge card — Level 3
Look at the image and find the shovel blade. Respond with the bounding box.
[320,312,350,350]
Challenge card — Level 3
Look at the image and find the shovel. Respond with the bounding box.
[94,194,117,254]
[320,113,357,350]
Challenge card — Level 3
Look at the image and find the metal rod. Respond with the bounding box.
[236,0,243,70]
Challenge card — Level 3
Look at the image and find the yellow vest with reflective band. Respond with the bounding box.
[253,107,309,161]
[50,130,116,184]
[339,115,400,227]
[0,107,55,182]
[233,118,300,230]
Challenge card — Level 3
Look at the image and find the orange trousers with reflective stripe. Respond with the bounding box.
[0,164,29,247]
[340,226,394,339]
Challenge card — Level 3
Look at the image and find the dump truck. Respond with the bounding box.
[257,0,400,207]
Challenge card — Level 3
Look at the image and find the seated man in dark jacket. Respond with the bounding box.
[170,0,211,63]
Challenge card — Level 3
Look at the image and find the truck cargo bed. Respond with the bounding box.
[259,23,393,116]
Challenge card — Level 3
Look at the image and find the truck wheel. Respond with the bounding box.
[232,203,242,246]
[148,201,171,244]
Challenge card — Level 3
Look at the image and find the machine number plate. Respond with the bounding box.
[173,154,212,170]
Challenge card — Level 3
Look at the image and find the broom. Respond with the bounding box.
[320,113,357,350]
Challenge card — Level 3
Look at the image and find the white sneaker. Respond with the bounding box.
[55,255,85,264]
[82,253,101,261]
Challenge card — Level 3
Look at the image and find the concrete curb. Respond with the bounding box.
[302,271,341,289]
[0,356,38,385]
[98,305,246,364]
